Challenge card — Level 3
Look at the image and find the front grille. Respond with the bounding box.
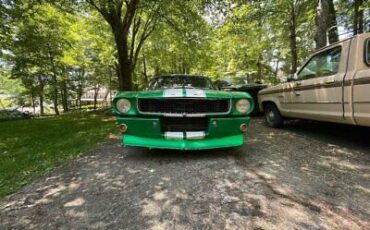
[138,98,230,114]
[161,117,208,132]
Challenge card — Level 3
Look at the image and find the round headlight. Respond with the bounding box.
[116,98,131,113]
[236,99,250,113]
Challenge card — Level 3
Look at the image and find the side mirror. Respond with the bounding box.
[286,73,297,82]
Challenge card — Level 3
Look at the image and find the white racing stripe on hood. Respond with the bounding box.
[163,89,183,97]
[185,89,206,98]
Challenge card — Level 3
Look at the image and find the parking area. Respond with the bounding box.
[1,117,369,229]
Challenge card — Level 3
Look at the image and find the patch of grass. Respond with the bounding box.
[0,113,117,198]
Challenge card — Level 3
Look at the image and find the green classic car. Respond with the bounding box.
[112,75,254,150]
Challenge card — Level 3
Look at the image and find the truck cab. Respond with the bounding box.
[258,33,370,128]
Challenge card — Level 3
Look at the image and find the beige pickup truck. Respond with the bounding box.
[258,32,370,128]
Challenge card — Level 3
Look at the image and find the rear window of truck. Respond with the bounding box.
[366,39,370,66]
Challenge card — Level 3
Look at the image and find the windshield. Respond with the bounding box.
[219,76,255,86]
[148,75,216,90]
[225,77,249,85]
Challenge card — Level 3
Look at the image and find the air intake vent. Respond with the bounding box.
[161,117,208,132]
[138,98,230,114]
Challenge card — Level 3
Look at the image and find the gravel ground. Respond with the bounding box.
[1,117,370,230]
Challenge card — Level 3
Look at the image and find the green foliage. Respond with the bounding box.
[134,2,214,82]
[0,113,115,198]
[1,2,115,112]
[1,0,369,99]
[0,68,26,108]
[132,0,318,84]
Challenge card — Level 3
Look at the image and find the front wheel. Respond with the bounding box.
[264,104,283,128]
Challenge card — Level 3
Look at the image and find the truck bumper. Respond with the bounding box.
[116,116,251,150]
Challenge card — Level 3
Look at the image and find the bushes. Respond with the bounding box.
[0,110,32,122]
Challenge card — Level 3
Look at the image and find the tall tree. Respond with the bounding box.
[353,0,365,35]
[3,3,76,115]
[86,0,160,91]
[288,1,299,74]
[315,0,338,49]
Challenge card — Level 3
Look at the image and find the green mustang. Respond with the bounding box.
[112,75,254,150]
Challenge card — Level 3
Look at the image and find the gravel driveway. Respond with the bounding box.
[1,117,369,230]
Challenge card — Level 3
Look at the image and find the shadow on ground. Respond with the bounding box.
[0,118,369,229]
[283,119,370,151]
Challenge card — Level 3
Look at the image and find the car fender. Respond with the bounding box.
[258,93,284,113]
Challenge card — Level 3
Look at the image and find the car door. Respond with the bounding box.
[352,36,370,126]
[286,45,347,122]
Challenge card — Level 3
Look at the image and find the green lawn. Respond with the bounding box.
[0,113,116,198]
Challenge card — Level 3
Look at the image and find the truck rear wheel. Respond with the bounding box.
[264,104,283,128]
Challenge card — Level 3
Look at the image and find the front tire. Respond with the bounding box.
[264,104,283,128]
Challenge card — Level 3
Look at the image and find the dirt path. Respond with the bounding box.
[1,118,370,229]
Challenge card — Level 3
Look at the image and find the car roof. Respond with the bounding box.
[314,32,370,53]
[152,74,208,79]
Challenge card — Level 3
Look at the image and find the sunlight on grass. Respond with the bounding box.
[0,113,116,198]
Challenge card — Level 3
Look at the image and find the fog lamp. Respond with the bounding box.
[119,124,128,133]
[240,123,248,132]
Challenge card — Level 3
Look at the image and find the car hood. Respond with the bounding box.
[115,88,251,99]
[233,84,267,90]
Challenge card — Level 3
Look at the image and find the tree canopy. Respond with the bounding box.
[0,0,369,114]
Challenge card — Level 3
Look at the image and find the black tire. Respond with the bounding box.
[264,104,283,128]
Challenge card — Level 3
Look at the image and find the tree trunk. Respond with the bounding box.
[315,0,338,49]
[87,0,151,92]
[275,59,280,80]
[358,9,364,34]
[354,0,359,35]
[142,55,148,85]
[154,65,160,76]
[47,42,59,115]
[327,0,338,43]
[132,73,138,91]
[354,0,364,35]
[30,93,35,114]
[77,69,85,109]
[93,83,100,110]
[108,66,113,104]
[77,95,82,109]
[37,76,45,116]
[39,95,44,116]
[113,29,133,91]
[289,4,298,74]
[52,75,59,115]
[256,4,263,81]
[61,80,68,112]
[182,61,186,74]
[61,82,65,111]
[257,55,262,82]
[77,84,83,109]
